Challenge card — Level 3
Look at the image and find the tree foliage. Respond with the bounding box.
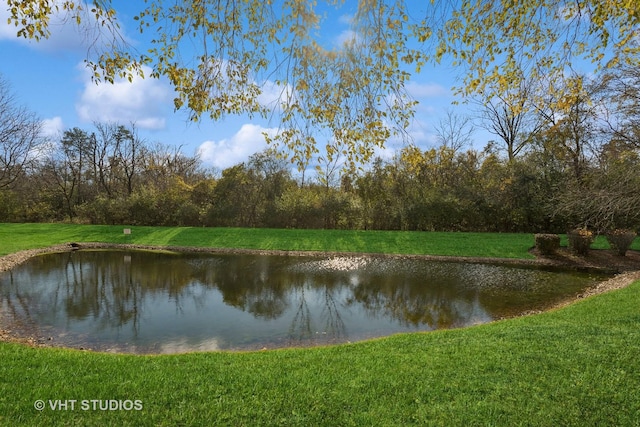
[7,0,639,164]
[421,0,640,98]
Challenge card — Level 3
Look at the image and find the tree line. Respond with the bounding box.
[0,64,639,233]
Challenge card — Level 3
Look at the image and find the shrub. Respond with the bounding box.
[567,228,594,255]
[77,197,130,225]
[606,229,637,256]
[535,234,560,255]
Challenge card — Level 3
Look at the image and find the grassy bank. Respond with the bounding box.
[0,222,545,258]
[1,223,639,425]
[2,223,638,259]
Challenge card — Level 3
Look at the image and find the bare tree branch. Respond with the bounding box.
[0,76,43,189]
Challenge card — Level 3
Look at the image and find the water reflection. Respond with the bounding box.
[0,250,607,353]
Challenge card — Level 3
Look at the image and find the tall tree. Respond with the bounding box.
[112,124,143,196]
[536,74,601,181]
[0,76,43,189]
[600,62,640,150]
[433,109,475,154]
[473,73,539,162]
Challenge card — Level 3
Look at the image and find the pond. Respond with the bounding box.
[0,249,608,353]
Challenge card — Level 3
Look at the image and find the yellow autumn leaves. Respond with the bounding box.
[6,0,639,168]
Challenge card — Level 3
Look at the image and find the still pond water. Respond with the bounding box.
[0,250,607,353]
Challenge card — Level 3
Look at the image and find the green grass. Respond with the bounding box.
[1,223,639,425]
[3,223,638,259]
[0,223,541,258]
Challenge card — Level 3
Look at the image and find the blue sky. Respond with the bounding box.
[0,1,489,174]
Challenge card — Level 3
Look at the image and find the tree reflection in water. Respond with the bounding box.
[0,250,606,352]
[347,264,489,330]
[287,284,347,346]
[289,287,312,343]
[320,286,347,342]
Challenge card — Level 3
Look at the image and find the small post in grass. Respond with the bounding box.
[124,228,131,245]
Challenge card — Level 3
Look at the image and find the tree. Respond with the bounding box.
[140,143,202,191]
[0,76,43,189]
[112,124,142,196]
[10,1,637,164]
[599,62,640,150]
[7,0,412,169]
[433,109,475,154]
[553,148,640,232]
[355,158,403,230]
[472,72,540,162]
[91,122,116,197]
[204,150,294,227]
[276,186,324,229]
[207,164,255,227]
[42,127,92,219]
[536,74,602,181]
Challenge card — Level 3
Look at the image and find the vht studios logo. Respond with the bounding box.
[34,399,143,411]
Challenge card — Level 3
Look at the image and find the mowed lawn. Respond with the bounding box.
[0,223,542,258]
[2,223,637,258]
[0,223,639,426]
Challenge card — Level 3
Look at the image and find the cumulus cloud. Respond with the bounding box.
[197,124,279,170]
[24,117,65,160]
[257,80,294,111]
[40,116,65,138]
[75,64,172,129]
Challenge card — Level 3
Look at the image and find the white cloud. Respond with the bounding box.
[335,30,358,47]
[25,117,64,160]
[372,144,396,161]
[40,116,65,138]
[381,116,439,156]
[330,14,360,47]
[197,124,279,170]
[75,64,172,129]
[257,80,294,110]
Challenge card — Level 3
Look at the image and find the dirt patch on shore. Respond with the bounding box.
[529,246,640,273]
[1,243,639,350]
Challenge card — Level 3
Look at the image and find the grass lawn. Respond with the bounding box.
[0,222,543,258]
[2,223,638,258]
[1,223,639,425]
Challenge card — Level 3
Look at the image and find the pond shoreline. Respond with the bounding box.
[2,242,639,351]
[3,241,638,273]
